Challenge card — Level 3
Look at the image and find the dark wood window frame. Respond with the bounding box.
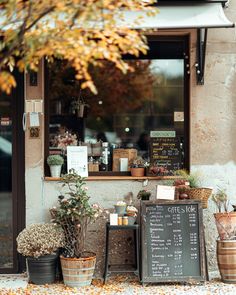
[44,35,190,178]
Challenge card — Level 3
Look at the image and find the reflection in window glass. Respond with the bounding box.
[48,58,185,173]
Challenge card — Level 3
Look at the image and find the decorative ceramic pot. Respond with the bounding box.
[214,212,236,240]
[50,165,62,177]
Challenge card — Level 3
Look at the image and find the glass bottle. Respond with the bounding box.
[99,142,110,171]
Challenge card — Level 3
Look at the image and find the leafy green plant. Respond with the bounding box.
[137,189,151,200]
[16,223,65,258]
[212,188,229,213]
[174,169,202,188]
[50,169,103,258]
[47,155,64,166]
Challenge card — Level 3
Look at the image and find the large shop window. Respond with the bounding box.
[45,37,189,177]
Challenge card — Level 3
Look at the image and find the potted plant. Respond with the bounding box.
[47,154,64,177]
[50,169,103,288]
[212,188,236,283]
[16,223,65,285]
[126,205,138,225]
[130,156,148,177]
[137,189,152,201]
[114,201,127,215]
[174,169,212,208]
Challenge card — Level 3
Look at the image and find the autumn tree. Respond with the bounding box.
[0,0,156,94]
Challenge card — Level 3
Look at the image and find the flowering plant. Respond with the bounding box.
[16,223,65,258]
[50,169,103,258]
[51,131,78,149]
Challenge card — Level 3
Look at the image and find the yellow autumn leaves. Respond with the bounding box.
[0,0,157,94]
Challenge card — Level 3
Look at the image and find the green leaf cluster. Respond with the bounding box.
[50,169,102,258]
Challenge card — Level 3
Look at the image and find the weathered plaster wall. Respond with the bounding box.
[24,2,236,277]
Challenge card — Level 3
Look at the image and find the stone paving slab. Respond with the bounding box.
[0,274,235,295]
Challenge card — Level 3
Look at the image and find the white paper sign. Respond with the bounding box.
[156,185,175,200]
[110,213,118,225]
[29,112,40,127]
[67,146,88,177]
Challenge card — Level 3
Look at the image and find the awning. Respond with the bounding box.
[117,3,234,29]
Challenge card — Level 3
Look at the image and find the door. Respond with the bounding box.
[0,72,25,273]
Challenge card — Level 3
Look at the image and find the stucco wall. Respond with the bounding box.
[24,2,236,277]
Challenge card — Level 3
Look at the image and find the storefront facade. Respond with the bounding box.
[0,0,235,275]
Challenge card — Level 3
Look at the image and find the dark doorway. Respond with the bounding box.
[0,72,25,273]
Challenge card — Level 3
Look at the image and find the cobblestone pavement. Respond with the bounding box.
[0,274,236,295]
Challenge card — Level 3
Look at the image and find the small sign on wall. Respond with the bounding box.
[67,146,88,177]
[156,185,175,200]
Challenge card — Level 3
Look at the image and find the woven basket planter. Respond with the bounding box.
[176,187,212,209]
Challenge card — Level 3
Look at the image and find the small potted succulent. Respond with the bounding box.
[137,189,152,201]
[16,223,65,284]
[47,154,64,177]
[130,156,148,177]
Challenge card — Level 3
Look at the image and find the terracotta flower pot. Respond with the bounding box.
[214,212,236,240]
[130,167,145,177]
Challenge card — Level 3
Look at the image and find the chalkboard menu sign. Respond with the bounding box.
[149,137,182,173]
[141,200,206,283]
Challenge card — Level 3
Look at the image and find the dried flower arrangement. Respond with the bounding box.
[51,131,78,149]
[16,223,65,258]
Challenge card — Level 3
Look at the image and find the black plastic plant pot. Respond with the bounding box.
[27,254,58,285]
[141,195,150,201]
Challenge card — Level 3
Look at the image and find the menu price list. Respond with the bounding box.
[146,204,201,278]
[150,138,182,171]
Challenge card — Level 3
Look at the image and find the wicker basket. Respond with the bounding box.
[177,187,212,209]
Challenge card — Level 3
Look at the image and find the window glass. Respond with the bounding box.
[47,55,186,175]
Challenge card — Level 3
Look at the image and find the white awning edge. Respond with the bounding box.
[117,3,234,30]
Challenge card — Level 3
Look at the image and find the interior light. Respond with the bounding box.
[98,100,103,105]
[125,128,130,132]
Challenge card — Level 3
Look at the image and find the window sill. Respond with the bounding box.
[44,176,179,181]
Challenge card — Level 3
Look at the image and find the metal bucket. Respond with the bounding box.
[217,240,236,283]
[60,253,96,287]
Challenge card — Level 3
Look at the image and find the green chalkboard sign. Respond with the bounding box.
[140,200,206,283]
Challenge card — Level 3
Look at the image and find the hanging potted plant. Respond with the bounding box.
[16,223,65,284]
[212,188,236,283]
[71,90,89,118]
[47,154,64,177]
[50,169,103,288]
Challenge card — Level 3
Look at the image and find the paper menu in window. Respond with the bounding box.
[156,185,175,200]
[67,146,88,177]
